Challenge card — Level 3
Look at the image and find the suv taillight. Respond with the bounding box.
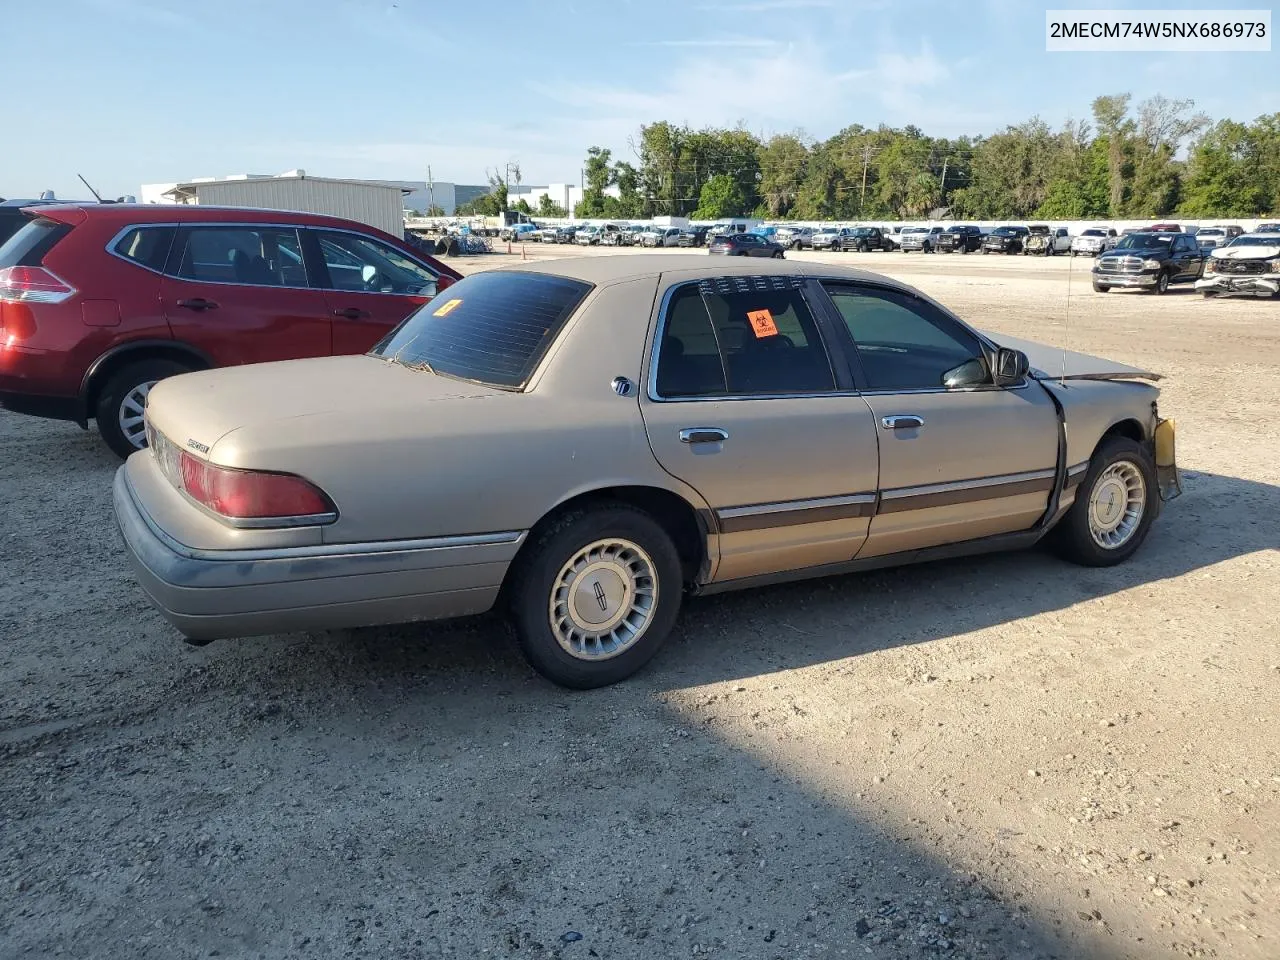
[178,451,336,524]
[0,266,76,304]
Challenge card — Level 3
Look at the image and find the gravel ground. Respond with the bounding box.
[2,249,1277,960]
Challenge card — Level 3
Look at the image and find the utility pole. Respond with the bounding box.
[859,144,872,215]
[427,165,433,215]
[939,156,949,207]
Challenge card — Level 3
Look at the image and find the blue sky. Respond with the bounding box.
[4,0,1276,200]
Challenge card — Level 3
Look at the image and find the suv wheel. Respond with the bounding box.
[95,358,194,459]
[1152,270,1170,295]
[507,505,683,689]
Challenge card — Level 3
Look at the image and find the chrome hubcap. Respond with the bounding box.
[119,381,158,449]
[549,538,657,661]
[1088,461,1146,549]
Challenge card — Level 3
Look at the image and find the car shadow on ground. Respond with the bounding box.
[4,428,1273,957]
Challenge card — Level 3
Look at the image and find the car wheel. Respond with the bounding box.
[1092,282,1111,293]
[1152,270,1170,295]
[1051,436,1157,568]
[922,242,932,254]
[95,358,194,459]
[772,250,784,259]
[506,505,683,689]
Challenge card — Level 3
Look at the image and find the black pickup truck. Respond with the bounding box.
[936,225,983,253]
[982,225,1030,254]
[1092,231,1205,294]
[839,226,893,252]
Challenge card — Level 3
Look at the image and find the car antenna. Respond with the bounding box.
[76,174,106,204]
[1061,238,1073,387]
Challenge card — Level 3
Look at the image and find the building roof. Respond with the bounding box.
[163,174,411,201]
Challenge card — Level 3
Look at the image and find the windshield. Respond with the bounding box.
[901,227,925,235]
[369,271,592,389]
[992,226,1022,236]
[1082,229,1106,237]
[1225,235,1280,247]
[1114,234,1172,251]
[851,228,874,236]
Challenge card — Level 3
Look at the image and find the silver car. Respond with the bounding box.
[116,257,1181,688]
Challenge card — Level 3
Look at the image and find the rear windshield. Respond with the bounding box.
[0,216,70,267]
[369,270,592,389]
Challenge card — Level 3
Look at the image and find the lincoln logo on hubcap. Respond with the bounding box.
[593,580,608,612]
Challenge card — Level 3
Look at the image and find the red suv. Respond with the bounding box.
[0,204,461,456]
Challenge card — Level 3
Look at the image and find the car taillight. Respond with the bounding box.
[178,450,336,524]
[0,266,76,304]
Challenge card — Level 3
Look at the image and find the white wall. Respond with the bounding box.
[187,178,407,237]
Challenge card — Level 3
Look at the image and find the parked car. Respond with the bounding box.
[899,226,945,253]
[501,223,538,243]
[982,225,1030,254]
[575,226,602,245]
[0,203,461,457]
[882,225,907,250]
[1070,227,1118,257]
[840,226,893,252]
[936,225,983,254]
[1193,225,1244,249]
[1092,231,1205,294]
[620,224,648,246]
[1194,233,1280,298]
[707,233,786,257]
[1,198,80,246]
[677,226,711,248]
[808,228,843,251]
[1256,223,1280,233]
[1024,225,1072,256]
[116,257,1180,689]
[641,227,682,248]
[778,226,813,249]
[1146,223,1184,233]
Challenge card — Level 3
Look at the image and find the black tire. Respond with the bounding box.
[772,250,784,259]
[1152,270,1170,295]
[95,358,194,459]
[1050,436,1157,567]
[506,505,683,689]
[922,242,932,254]
[1092,282,1111,293]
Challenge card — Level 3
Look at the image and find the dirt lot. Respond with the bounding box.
[2,249,1277,959]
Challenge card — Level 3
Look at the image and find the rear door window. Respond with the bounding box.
[654,277,836,398]
[173,226,307,287]
[369,270,591,389]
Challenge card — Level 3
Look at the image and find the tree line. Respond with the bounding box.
[459,93,1279,222]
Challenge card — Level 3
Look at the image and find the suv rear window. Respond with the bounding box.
[0,217,71,268]
[369,270,591,389]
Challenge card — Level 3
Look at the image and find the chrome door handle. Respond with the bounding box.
[881,415,924,430]
[679,427,729,444]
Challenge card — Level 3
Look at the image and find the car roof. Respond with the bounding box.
[495,253,916,291]
[21,202,395,233]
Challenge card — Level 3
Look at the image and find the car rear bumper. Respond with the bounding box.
[113,466,521,642]
[1094,272,1157,287]
[1195,275,1279,295]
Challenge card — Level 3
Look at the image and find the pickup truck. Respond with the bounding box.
[1092,231,1205,294]
[840,226,893,252]
[936,225,983,253]
[1070,227,1117,257]
[899,226,945,252]
[982,225,1030,254]
[1024,225,1072,256]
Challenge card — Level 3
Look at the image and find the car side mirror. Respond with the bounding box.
[993,348,1029,386]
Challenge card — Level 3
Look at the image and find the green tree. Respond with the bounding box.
[536,194,567,218]
[1092,94,1135,214]
[576,145,614,217]
[692,174,748,219]
[1179,119,1271,216]
[757,133,808,217]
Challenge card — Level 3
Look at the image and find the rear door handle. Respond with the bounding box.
[332,307,371,320]
[881,415,924,430]
[679,427,729,444]
[176,298,218,311]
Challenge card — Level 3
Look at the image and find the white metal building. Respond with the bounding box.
[150,172,410,237]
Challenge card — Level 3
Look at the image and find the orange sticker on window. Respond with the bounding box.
[433,298,462,317]
[747,308,778,338]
